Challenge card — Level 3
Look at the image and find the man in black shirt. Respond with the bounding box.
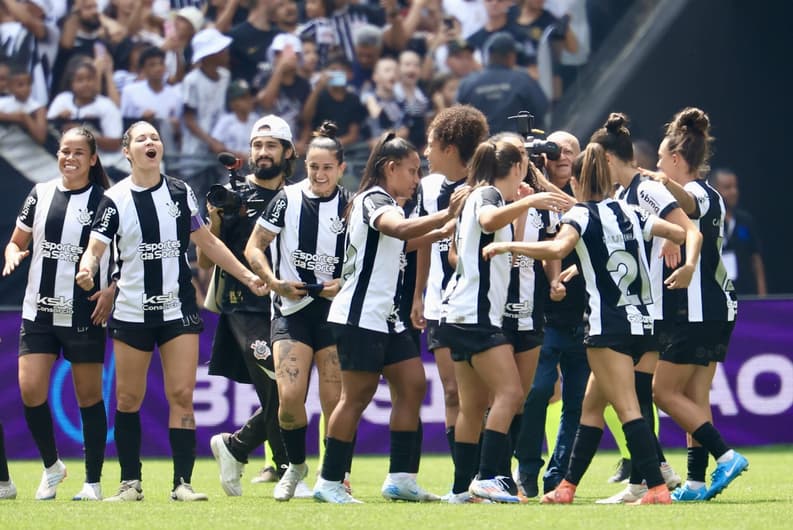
[226,0,282,84]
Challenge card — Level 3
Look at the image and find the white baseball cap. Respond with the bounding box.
[191,28,232,65]
[250,115,295,156]
[173,6,205,33]
[266,33,303,65]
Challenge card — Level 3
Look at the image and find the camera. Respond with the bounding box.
[508,111,561,170]
[207,152,265,215]
[207,184,243,211]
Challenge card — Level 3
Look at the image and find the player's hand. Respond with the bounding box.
[273,279,307,300]
[2,248,29,276]
[660,238,681,268]
[482,242,509,260]
[447,185,471,219]
[558,264,579,283]
[410,297,426,330]
[320,279,341,299]
[75,267,95,291]
[89,282,116,325]
[639,167,668,186]
[245,273,270,296]
[550,279,567,301]
[665,263,694,290]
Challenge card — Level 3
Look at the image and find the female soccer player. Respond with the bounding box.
[3,127,113,501]
[648,107,747,501]
[243,121,350,501]
[439,139,569,503]
[484,143,686,505]
[76,121,267,502]
[313,132,466,504]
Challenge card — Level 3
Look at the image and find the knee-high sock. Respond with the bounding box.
[565,425,603,485]
[114,410,142,481]
[24,402,58,468]
[80,401,107,484]
[169,428,196,490]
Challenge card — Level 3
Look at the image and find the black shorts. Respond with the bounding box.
[425,320,448,351]
[503,329,545,354]
[437,323,510,363]
[109,314,204,351]
[19,319,106,363]
[585,334,655,365]
[271,299,335,351]
[209,311,273,383]
[332,324,419,373]
[658,321,735,366]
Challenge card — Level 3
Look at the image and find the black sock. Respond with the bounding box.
[479,429,509,480]
[24,402,58,468]
[687,446,709,483]
[623,418,663,488]
[409,420,423,474]
[445,426,456,464]
[566,424,603,485]
[169,428,196,490]
[115,410,142,481]
[280,425,307,465]
[691,422,729,460]
[322,437,351,482]
[500,415,522,478]
[452,442,478,494]
[80,401,107,484]
[389,431,414,473]
[0,423,9,481]
[635,371,666,463]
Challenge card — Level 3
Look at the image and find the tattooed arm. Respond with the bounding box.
[245,224,307,300]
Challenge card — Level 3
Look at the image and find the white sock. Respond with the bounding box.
[716,449,735,464]
[686,480,706,489]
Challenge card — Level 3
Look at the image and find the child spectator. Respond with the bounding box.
[0,65,46,144]
[211,79,259,160]
[297,0,336,70]
[361,56,408,146]
[395,49,430,151]
[162,5,205,84]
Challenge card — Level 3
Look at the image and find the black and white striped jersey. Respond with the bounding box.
[258,179,350,316]
[561,199,656,337]
[91,175,203,325]
[617,173,679,321]
[442,186,513,327]
[16,179,110,328]
[418,173,466,321]
[328,186,405,333]
[503,207,555,332]
[676,180,738,322]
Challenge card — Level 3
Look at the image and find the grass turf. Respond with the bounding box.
[1,448,791,529]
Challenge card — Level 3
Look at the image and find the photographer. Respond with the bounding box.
[201,115,295,496]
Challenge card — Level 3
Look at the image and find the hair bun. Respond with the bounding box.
[675,107,710,135]
[605,112,629,135]
[315,120,339,140]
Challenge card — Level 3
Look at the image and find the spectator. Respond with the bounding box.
[457,32,547,134]
[546,0,589,91]
[111,40,148,95]
[427,71,459,121]
[467,0,534,73]
[298,36,321,85]
[54,0,114,96]
[301,58,366,148]
[227,0,282,85]
[0,0,60,105]
[255,32,311,156]
[349,23,382,93]
[162,5,204,84]
[47,57,125,179]
[361,56,408,146]
[441,0,487,39]
[445,38,481,79]
[0,64,46,144]
[211,79,259,159]
[274,0,299,34]
[329,0,405,63]
[119,46,183,146]
[297,0,337,70]
[709,169,767,296]
[0,58,9,95]
[206,0,249,33]
[395,50,429,151]
[425,14,464,77]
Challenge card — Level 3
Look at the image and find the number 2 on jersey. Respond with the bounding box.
[606,249,653,307]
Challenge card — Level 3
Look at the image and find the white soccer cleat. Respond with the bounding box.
[103,480,144,502]
[210,433,244,496]
[293,480,314,499]
[35,459,67,500]
[313,477,363,504]
[72,482,102,501]
[0,480,17,500]
[170,479,208,501]
[274,462,308,502]
[443,491,493,504]
[595,483,648,504]
[381,473,440,502]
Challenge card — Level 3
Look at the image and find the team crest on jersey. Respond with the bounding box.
[399,251,407,272]
[166,201,181,218]
[76,207,93,226]
[329,216,345,235]
[527,209,544,230]
[250,340,272,361]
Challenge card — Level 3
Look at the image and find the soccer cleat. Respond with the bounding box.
[595,483,648,504]
[251,465,281,484]
[210,433,244,496]
[705,451,748,500]
[313,477,363,504]
[72,482,102,501]
[274,462,308,502]
[443,491,493,504]
[293,480,314,499]
[671,484,708,502]
[469,476,525,503]
[628,484,672,505]
[381,473,440,502]
[103,480,143,502]
[35,459,67,500]
[607,457,631,483]
[660,462,682,490]
[0,480,17,500]
[540,479,576,504]
[170,479,208,501]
